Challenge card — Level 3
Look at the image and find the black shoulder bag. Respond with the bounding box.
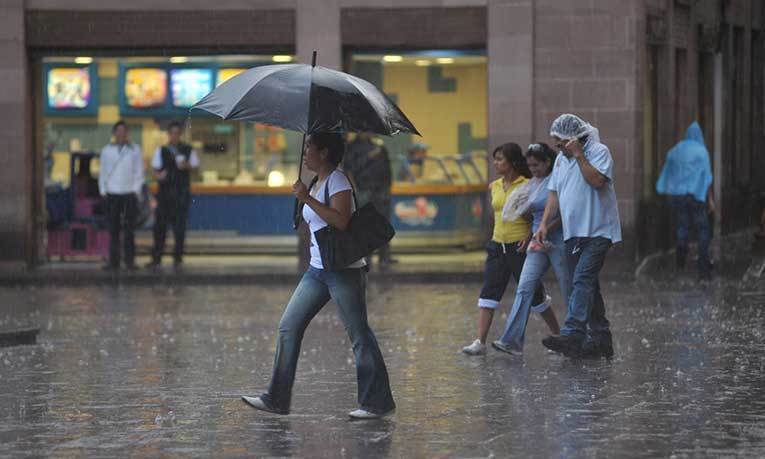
[313,172,395,271]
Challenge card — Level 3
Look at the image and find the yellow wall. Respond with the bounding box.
[382,63,487,157]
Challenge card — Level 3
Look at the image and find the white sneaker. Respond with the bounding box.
[241,395,287,415]
[242,395,267,409]
[349,408,394,419]
[461,339,486,356]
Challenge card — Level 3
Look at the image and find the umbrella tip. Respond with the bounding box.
[311,51,317,67]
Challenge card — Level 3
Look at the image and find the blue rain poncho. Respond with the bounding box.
[655,121,713,203]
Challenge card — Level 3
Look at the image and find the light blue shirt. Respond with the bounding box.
[548,141,622,243]
[655,121,713,203]
[528,176,563,244]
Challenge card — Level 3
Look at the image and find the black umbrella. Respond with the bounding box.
[191,52,419,227]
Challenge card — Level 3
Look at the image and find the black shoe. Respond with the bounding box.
[676,248,687,270]
[173,260,183,272]
[580,339,614,359]
[542,334,583,357]
[145,260,161,270]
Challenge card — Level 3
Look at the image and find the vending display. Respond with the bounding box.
[44,65,97,115]
[171,68,214,108]
[124,67,168,108]
[47,67,91,109]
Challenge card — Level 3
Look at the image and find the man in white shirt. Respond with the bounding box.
[146,121,199,269]
[98,121,145,270]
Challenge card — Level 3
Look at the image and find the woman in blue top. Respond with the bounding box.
[492,143,570,355]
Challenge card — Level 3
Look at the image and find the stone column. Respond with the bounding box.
[0,1,32,266]
[294,0,341,270]
[295,0,342,70]
[487,0,534,151]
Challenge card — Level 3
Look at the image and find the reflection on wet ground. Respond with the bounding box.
[1,278,764,456]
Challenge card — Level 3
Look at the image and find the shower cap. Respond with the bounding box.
[549,114,599,143]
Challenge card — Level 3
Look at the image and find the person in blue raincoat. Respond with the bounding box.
[656,121,715,276]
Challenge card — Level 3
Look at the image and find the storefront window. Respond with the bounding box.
[41,51,487,190]
[347,51,489,185]
[40,55,301,189]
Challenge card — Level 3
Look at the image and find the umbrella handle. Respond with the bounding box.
[292,198,301,230]
[294,50,315,229]
[292,133,308,229]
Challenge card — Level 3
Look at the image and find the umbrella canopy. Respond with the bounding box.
[191,63,420,137]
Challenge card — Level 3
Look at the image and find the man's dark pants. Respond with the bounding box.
[560,236,612,348]
[106,193,137,268]
[151,193,190,264]
[670,194,712,273]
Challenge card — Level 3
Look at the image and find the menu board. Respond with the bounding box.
[125,68,168,108]
[47,67,91,109]
[171,68,214,108]
[217,68,246,86]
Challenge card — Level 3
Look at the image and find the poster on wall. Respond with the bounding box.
[171,68,213,108]
[45,66,97,115]
[124,68,168,109]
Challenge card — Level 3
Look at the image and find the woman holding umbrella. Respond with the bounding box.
[242,132,396,419]
[192,53,416,418]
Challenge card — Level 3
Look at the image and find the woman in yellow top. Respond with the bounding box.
[462,143,560,355]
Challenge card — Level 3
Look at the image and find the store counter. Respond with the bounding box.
[147,182,488,252]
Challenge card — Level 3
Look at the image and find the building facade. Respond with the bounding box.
[0,0,762,267]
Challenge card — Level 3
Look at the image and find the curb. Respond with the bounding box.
[0,270,488,287]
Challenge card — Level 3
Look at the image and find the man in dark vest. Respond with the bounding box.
[146,121,199,270]
[342,132,396,266]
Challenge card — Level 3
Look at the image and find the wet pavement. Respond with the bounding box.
[1,276,764,457]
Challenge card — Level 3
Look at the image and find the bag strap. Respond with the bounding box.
[324,170,359,210]
[104,144,131,186]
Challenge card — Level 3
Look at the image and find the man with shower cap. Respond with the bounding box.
[535,114,622,358]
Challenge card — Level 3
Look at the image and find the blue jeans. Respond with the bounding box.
[497,241,572,352]
[262,266,395,414]
[560,237,612,344]
[670,194,712,273]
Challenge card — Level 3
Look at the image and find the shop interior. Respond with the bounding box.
[41,51,488,190]
[39,50,489,254]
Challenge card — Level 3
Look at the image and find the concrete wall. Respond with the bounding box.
[487,0,534,150]
[532,0,644,254]
[0,0,32,265]
[7,0,723,265]
[636,0,765,258]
